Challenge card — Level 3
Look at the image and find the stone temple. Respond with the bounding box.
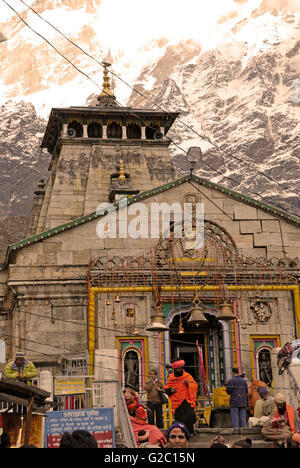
[0,62,299,418]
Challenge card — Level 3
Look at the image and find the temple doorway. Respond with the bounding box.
[169,310,226,392]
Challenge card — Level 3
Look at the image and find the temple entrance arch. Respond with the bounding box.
[166,304,226,391]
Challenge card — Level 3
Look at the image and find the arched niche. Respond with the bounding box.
[145,122,160,140]
[107,121,122,139]
[127,123,141,139]
[68,120,83,137]
[88,121,103,138]
[122,348,142,392]
[257,347,273,387]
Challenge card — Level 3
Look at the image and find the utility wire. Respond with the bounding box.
[13,304,298,362]
[13,0,300,201]
[4,332,300,392]
[3,0,299,215]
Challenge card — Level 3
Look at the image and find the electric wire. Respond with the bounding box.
[3,332,300,393]
[2,0,300,390]
[13,0,300,199]
[2,0,299,215]
[12,304,300,369]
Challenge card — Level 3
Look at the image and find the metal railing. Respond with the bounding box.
[92,379,137,448]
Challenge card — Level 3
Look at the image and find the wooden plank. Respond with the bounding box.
[24,397,34,445]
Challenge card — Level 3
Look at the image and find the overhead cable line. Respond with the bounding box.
[1,0,297,215]
[15,0,300,200]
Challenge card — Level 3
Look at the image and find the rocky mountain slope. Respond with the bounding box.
[128,1,300,216]
[0,0,299,255]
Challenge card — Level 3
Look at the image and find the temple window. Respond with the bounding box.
[126,123,141,139]
[107,121,122,138]
[88,121,103,138]
[67,120,83,138]
[145,122,160,140]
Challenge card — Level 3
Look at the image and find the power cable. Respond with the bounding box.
[12,303,299,363]
[3,332,300,392]
[14,0,300,201]
[3,0,299,215]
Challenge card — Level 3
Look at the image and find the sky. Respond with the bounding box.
[1,0,263,53]
[0,0,287,116]
[96,0,262,52]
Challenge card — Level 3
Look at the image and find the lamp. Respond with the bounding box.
[186,146,202,174]
[146,305,170,332]
[187,292,209,327]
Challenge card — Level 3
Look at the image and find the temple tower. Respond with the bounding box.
[29,62,179,234]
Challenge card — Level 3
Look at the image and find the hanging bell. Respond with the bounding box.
[178,321,185,334]
[106,297,111,306]
[217,302,236,321]
[146,306,170,332]
[187,301,209,327]
[114,295,120,303]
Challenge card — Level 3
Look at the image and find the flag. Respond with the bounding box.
[196,340,208,398]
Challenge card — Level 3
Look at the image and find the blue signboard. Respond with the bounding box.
[44,408,115,448]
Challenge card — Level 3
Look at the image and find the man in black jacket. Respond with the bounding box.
[226,368,248,428]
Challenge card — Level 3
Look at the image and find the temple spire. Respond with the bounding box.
[97,60,117,107]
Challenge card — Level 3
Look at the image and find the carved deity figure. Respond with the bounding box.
[259,351,273,387]
[251,299,272,323]
[124,350,139,391]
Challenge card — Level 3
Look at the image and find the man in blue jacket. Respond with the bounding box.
[226,368,248,428]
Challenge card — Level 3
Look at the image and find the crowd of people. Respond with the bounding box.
[123,361,300,449]
[225,367,300,448]
[1,351,300,448]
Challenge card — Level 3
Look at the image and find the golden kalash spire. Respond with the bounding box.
[97,60,117,107]
[118,159,126,182]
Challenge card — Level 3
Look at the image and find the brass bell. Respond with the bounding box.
[146,306,170,332]
[114,295,120,303]
[187,301,208,327]
[105,297,111,306]
[217,302,236,321]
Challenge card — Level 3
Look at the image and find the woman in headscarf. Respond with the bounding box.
[248,379,267,416]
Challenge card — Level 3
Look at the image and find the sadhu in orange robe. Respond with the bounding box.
[165,362,198,436]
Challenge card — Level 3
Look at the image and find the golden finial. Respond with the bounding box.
[97,60,117,106]
[118,160,126,182]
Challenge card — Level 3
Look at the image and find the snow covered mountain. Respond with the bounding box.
[128,0,300,216]
[0,0,299,241]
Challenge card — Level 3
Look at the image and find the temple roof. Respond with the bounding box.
[1,173,299,270]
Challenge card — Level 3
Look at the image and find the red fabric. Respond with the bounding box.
[129,416,166,447]
[196,340,208,397]
[135,406,147,422]
[171,360,185,369]
[274,404,296,434]
[165,370,198,411]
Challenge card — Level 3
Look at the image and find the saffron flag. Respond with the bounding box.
[196,340,208,398]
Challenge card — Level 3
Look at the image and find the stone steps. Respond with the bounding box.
[188,427,273,448]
